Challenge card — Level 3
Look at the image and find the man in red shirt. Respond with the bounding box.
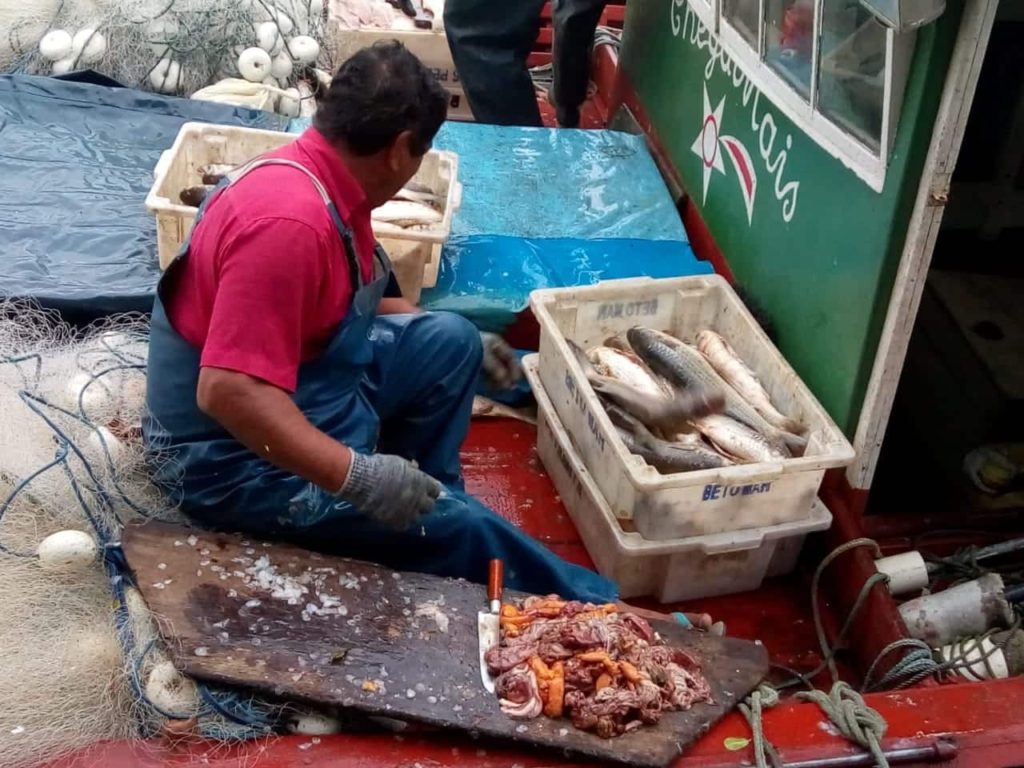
[144,42,618,603]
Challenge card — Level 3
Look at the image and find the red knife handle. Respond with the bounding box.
[487,559,503,609]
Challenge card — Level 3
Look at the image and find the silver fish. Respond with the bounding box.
[471,396,537,425]
[606,405,729,473]
[695,329,805,436]
[695,414,789,464]
[567,341,722,434]
[587,346,670,399]
[372,199,443,227]
[393,186,444,211]
[627,327,800,457]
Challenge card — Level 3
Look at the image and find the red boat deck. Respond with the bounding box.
[49,419,1024,768]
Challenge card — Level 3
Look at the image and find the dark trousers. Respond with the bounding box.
[444,0,608,127]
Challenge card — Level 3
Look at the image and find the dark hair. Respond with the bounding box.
[314,40,448,157]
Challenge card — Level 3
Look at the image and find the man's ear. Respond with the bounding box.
[389,130,415,171]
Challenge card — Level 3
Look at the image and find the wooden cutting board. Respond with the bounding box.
[124,521,768,767]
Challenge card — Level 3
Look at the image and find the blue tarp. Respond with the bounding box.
[287,118,690,241]
[0,78,708,324]
[0,74,287,318]
[290,118,710,328]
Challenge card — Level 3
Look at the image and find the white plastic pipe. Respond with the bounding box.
[899,573,1014,646]
[875,551,930,596]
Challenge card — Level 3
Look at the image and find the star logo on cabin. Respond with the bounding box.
[691,85,758,225]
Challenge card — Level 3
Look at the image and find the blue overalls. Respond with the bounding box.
[144,157,617,604]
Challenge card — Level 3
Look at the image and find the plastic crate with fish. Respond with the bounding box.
[144,122,462,303]
[526,354,833,602]
[529,275,854,541]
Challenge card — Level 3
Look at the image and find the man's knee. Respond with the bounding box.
[421,312,483,370]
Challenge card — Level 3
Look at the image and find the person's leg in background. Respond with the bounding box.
[444,0,546,126]
[551,0,608,127]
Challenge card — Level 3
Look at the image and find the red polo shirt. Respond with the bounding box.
[164,128,376,393]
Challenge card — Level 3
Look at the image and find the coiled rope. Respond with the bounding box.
[740,535,1024,766]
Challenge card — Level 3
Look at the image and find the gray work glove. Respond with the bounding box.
[480,332,523,390]
[337,451,443,531]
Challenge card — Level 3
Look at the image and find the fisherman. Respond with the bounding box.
[143,41,616,603]
[444,0,608,127]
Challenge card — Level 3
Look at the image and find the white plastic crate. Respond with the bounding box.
[529,275,855,540]
[526,355,832,602]
[144,122,462,303]
[325,23,475,122]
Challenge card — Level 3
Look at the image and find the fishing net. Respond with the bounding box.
[1,0,332,102]
[0,301,334,768]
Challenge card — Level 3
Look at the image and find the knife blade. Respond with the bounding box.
[477,558,503,693]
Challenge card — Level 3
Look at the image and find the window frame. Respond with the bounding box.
[695,0,916,192]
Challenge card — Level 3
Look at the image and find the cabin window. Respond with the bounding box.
[704,0,917,190]
[723,0,761,47]
[765,0,815,99]
[817,0,888,151]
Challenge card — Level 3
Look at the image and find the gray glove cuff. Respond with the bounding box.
[338,450,374,505]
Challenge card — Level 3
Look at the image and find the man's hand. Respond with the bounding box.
[338,451,443,530]
[480,332,522,390]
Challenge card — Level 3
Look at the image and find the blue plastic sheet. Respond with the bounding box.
[288,118,689,242]
[289,117,708,329]
[421,235,711,331]
[0,74,287,318]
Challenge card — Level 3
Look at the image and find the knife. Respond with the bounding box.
[477,558,503,693]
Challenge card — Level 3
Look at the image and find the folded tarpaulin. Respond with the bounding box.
[0,74,287,319]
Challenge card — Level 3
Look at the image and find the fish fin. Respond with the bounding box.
[781,431,808,457]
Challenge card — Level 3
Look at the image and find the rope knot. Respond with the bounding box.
[797,682,890,767]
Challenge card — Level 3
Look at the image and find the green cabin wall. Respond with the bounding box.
[619,0,963,435]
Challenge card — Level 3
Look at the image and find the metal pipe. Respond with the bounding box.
[780,736,958,766]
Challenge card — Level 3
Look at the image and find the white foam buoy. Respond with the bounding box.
[270,51,293,81]
[149,58,183,94]
[71,28,107,64]
[255,21,284,55]
[279,87,301,117]
[237,47,272,83]
[939,636,1009,682]
[124,586,158,646]
[875,551,929,596]
[288,709,342,735]
[39,30,73,62]
[287,36,320,65]
[51,57,76,75]
[145,661,199,716]
[88,426,124,463]
[307,0,325,22]
[899,573,1015,646]
[37,530,98,571]
[66,371,112,414]
[274,11,295,35]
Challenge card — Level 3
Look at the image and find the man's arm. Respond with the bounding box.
[196,367,351,492]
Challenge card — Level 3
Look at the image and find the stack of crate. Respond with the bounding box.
[523,276,856,602]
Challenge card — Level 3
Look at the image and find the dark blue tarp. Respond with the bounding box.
[0,74,286,319]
